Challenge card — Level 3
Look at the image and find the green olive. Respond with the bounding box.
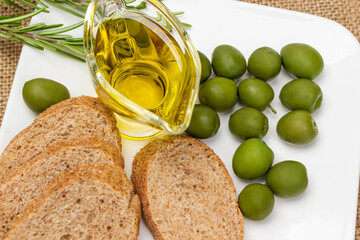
[281,43,324,80]
[247,46,281,80]
[22,78,70,113]
[266,160,308,198]
[233,138,274,180]
[237,78,274,111]
[211,44,246,79]
[198,51,211,83]
[238,183,275,221]
[279,78,323,113]
[185,104,220,139]
[198,77,237,112]
[277,110,318,145]
[229,107,269,141]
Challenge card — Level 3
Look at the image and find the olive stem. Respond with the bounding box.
[267,104,277,114]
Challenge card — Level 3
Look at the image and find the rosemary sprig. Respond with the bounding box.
[1,12,86,61]
[1,0,191,62]
[42,0,89,18]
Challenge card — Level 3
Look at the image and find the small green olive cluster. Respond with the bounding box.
[186,43,324,221]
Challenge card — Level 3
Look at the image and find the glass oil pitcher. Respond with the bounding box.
[84,0,201,140]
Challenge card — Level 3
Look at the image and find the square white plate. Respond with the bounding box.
[1,0,360,239]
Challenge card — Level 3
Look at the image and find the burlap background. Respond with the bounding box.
[1,0,360,238]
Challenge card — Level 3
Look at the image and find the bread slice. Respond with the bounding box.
[0,96,122,183]
[0,137,123,239]
[4,163,141,240]
[131,134,244,240]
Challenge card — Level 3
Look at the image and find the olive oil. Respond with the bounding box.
[91,9,199,139]
[94,11,197,132]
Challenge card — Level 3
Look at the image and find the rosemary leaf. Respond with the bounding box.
[1,0,23,10]
[39,39,86,61]
[1,22,22,27]
[3,33,45,50]
[69,45,85,54]
[34,0,49,8]
[17,0,47,11]
[60,42,85,55]
[65,37,83,42]
[55,49,86,61]
[17,38,45,50]
[41,34,73,39]
[0,8,45,24]
[37,21,83,35]
[0,25,16,31]
[35,23,64,30]
[0,16,15,20]
[14,23,64,33]
[11,32,57,51]
[65,0,88,10]
[0,31,13,39]
[64,40,83,45]
[42,1,85,18]
[14,23,47,32]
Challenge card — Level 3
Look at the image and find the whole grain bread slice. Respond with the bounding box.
[4,163,141,240]
[131,134,244,240]
[0,96,122,183]
[0,137,123,239]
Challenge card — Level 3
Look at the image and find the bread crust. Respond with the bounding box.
[0,137,124,239]
[36,95,111,120]
[131,134,244,240]
[4,163,141,240]
[0,96,122,183]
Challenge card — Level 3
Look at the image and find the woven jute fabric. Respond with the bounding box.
[0,3,32,127]
[242,0,360,41]
[1,0,360,238]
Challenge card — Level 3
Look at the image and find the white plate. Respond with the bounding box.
[1,0,360,239]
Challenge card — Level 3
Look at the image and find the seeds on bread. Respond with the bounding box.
[0,96,122,183]
[131,134,244,240]
[0,137,123,239]
[4,163,141,240]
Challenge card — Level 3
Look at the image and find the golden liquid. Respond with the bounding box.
[94,10,198,139]
[94,12,197,132]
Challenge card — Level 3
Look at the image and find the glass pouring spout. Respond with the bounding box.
[84,0,201,140]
